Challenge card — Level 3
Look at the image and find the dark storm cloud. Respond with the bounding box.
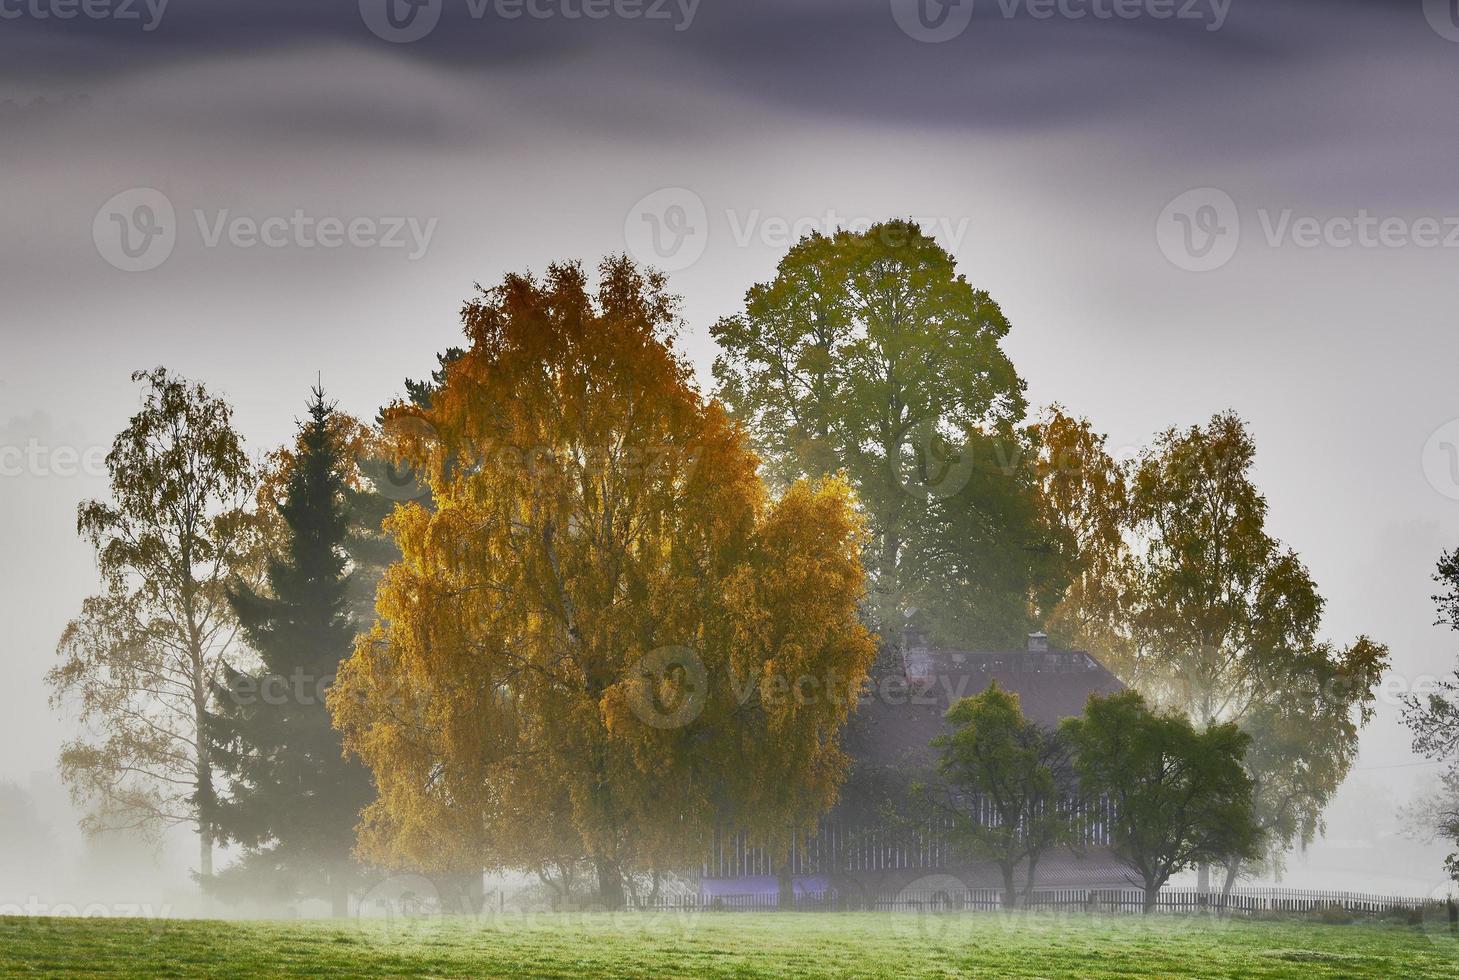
[0,0,1443,130]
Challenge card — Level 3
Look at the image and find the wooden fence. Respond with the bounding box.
[632,886,1446,917]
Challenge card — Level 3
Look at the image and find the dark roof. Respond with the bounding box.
[842,647,1125,772]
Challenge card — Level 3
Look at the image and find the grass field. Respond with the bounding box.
[2,910,1457,978]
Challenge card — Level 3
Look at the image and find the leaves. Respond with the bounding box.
[329,258,876,901]
[48,368,262,859]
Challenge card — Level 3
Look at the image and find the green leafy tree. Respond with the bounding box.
[48,368,261,878]
[1126,412,1387,891]
[1061,690,1262,913]
[711,221,1065,647]
[924,683,1075,908]
[206,386,375,915]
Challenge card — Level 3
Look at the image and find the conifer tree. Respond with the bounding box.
[207,386,374,915]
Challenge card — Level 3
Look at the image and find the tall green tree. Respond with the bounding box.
[1126,411,1387,890]
[1061,691,1262,913]
[48,368,261,878]
[207,386,375,915]
[924,683,1075,908]
[711,221,1065,648]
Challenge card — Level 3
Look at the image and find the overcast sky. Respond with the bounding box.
[3,0,1459,888]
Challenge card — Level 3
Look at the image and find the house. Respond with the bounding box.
[699,628,1133,900]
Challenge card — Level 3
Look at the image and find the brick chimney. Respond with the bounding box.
[1027,631,1049,653]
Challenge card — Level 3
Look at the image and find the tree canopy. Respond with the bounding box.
[1062,690,1262,912]
[48,368,263,877]
[711,221,1065,648]
[330,257,876,908]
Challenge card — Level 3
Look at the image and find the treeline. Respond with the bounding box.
[49,222,1393,912]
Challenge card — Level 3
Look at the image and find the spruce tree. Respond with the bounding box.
[207,385,373,915]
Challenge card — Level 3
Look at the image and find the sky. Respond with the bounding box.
[3,0,1459,894]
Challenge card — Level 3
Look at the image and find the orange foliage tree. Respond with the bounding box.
[330,257,876,908]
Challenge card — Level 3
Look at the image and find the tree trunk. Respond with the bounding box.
[777,837,797,908]
[1000,863,1018,911]
[331,875,350,918]
[1143,881,1161,915]
[1021,856,1040,909]
[1219,859,1241,910]
[595,859,625,911]
[198,823,213,878]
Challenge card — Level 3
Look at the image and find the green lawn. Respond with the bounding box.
[2,910,1456,978]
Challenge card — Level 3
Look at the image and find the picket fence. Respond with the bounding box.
[629,886,1445,917]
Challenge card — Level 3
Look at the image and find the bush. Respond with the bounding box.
[1310,903,1355,925]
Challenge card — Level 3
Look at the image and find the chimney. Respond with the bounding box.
[1027,632,1049,653]
[901,623,931,680]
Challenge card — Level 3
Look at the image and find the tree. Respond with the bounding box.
[924,683,1074,909]
[1233,637,1386,891]
[0,782,53,879]
[1061,690,1262,913]
[1126,411,1387,890]
[710,221,1065,648]
[48,368,261,878]
[330,257,876,909]
[206,386,375,916]
[1033,406,1138,681]
[1402,547,1459,882]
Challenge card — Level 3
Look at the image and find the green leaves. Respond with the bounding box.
[711,221,1054,646]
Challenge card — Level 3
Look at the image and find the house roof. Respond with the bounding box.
[842,645,1126,772]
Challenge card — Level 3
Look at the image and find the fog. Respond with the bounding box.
[4,0,1459,918]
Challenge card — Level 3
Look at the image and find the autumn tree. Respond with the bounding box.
[48,368,261,878]
[1125,411,1387,892]
[330,257,876,909]
[924,683,1075,908]
[206,386,375,915]
[1061,691,1262,913]
[1032,406,1138,681]
[711,222,1066,648]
